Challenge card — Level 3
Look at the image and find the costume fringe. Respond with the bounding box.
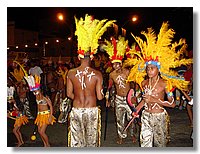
[68,115,71,147]
[166,112,171,144]
[14,115,29,127]
[34,111,56,127]
[97,106,101,147]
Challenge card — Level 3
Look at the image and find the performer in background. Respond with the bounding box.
[103,36,137,144]
[7,80,29,147]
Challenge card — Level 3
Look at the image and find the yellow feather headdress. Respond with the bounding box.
[102,36,129,63]
[124,21,193,93]
[10,60,26,82]
[75,14,116,58]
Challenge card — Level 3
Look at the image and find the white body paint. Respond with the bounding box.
[75,67,96,90]
[116,75,126,89]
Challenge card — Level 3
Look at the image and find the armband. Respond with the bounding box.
[167,92,174,97]
[101,89,104,97]
[188,99,193,105]
[182,95,186,100]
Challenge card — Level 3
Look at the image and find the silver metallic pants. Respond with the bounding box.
[20,98,34,119]
[54,90,63,112]
[115,95,134,138]
[68,107,101,147]
[58,97,72,123]
[140,109,170,147]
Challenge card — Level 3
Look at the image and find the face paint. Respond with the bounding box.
[33,91,39,95]
[113,62,121,71]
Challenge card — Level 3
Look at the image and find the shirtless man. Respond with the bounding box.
[106,62,136,144]
[131,64,175,147]
[54,65,67,114]
[67,52,104,147]
[46,66,57,105]
[126,21,192,147]
[67,14,115,147]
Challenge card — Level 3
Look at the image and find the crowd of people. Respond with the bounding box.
[7,14,193,147]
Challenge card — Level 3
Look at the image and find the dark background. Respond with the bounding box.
[7,7,193,49]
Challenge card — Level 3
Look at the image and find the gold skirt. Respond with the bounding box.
[14,114,29,127]
[34,110,56,127]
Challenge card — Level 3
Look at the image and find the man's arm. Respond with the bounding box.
[96,72,104,100]
[105,74,114,107]
[157,85,176,108]
[66,72,74,100]
[181,90,192,101]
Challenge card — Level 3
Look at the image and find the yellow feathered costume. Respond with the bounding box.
[124,21,193,94]
[75,14,116,58]
[10,60,27,82]
[102,36,129,63]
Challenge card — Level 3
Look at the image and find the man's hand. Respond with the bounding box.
[142,93,150,102]
[106,100,110,107]
[105,91,110,107]
[131,111,139,118]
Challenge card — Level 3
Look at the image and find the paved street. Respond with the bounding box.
[7,99,193,148]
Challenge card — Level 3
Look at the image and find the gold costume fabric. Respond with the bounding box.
[34,110,56,127]
[14,114,29,127]
[115,95,134,138]
[54,90,63,112]
[68,107,101,147]
[140,109,170,147]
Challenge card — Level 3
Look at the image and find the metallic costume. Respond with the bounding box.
[68,107,101,147]
[140,109,170,147]
[35,110,56,127]
[115,95,134,139]
[54,90,64,113]
[20,98,34,119]
[110,85,116,108]
[57,97,72,123]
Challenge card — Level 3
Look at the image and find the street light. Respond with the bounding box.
[43,41,48,57]
[57,12,72,37]
[132,15,138,22]
[57,13,64,21]
[57,12,74,57]
[121,15,138,37]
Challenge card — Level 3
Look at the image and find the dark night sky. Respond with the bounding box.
[7,7,193,48]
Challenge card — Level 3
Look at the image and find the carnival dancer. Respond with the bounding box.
[24,74,56,147]
[7,81,29,147]
[67,14,115,147]
[46,62,57,106]
[10,60,34,119]
[56,65,71,123]
[124,21,193,147]
[54,64,67,114]
[17,80,34,119]
[183,64,193,127]
[181,90,193,140]
[102,36,137,144]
